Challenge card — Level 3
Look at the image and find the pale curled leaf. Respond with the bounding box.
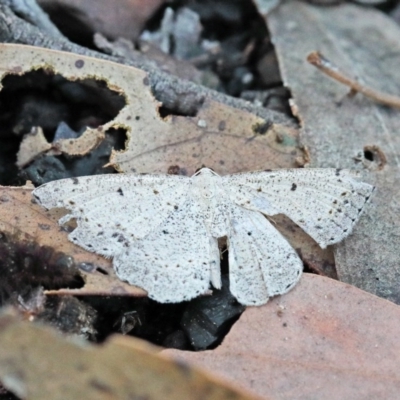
[163,273,400,400]
[16,127,52,168]
[32,168,374,305]
[0,309,262,400]
[0,43,305,174]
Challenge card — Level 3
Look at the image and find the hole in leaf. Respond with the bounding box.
[363,145,387,170]
[158,103,200,119]
[0,69,125,141]
[0,69,126,185]
[96,267,109,276]
[364,149,374,161]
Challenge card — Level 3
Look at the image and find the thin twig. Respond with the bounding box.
[307,51,400,110]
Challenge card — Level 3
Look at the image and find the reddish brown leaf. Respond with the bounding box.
[163,273,400,399]
[0,184,145,297]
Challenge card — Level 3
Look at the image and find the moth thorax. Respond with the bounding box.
[192,172,218,199]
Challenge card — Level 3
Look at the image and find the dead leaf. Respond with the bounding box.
[271,215,336,278]
[37,0,166,42]
[266,1,400,303]
[0,43,305,175]
[163,273,400,400]
[0,309,263,400]
[0,184,145,297]
[111,100,304,175]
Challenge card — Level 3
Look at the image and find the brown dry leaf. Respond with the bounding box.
[37,0,166,41]
[163,273,400,400]
[112,100,304,175]
[265,2,400,302]
[0,185,145,297]
[16,126,52,168]
[0,309,263,400]
[0,43,305,175]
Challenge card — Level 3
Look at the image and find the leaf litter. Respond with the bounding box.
[0,43,334,298]
[0,2,398,399]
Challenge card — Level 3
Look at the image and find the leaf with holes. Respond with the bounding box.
[0,43,305,175]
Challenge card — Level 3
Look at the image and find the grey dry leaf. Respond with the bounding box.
[267,1,400,302]
[33,167,374,306]
[0,43,305,175]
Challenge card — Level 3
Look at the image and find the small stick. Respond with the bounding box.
[307,51,400,109]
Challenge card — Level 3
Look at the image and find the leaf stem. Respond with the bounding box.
[307,51,400,109]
